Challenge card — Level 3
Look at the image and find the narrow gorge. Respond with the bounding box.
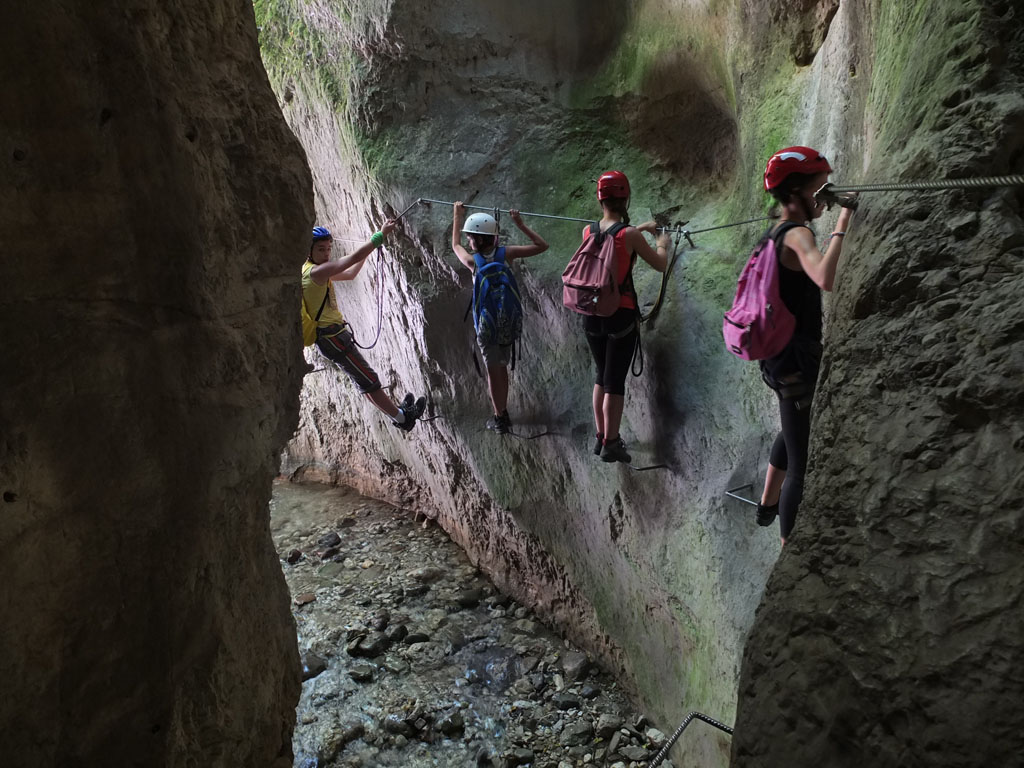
[3,1,1022,767]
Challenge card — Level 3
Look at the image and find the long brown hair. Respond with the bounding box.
[601,197,630,226]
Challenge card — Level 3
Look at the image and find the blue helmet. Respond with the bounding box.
[312,226,332,242]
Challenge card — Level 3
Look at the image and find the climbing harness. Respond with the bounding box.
[645,711,734,768]
[725,482,757,506]
[816,173,1024,209]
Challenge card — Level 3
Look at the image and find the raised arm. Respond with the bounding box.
[782,205,855,292]
[625,221,671,273]
[310,220,396,284]
[504,209,549,260]
[451,201,475,269]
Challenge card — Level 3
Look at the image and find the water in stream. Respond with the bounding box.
[270,481,674,768]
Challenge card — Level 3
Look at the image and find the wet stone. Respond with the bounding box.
[620,744,649,762]
[597,713,624,738]
[349,663,375,683]
[456,588,483,608]
[646,726,667,747]
[300,651,327,681]
[317,531,341,548]
[507,747,535,766]
[553,692,581,710]
[285,549,303,564]
[383,713,413,736]
[561,650,590,681]
[436,709,465,735]
[271,481,640,768]
[407,565,446,583]
[559,720,594,747]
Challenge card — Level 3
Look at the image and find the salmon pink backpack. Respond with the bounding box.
[722,221,802,360]
[562,222,629,316]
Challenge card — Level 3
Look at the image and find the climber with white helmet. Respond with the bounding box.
[452,201,549,434]
[303,224,427,432]
[754,146,857,542]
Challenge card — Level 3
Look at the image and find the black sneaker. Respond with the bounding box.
[593,432,604,456]
[400,392,415,410]
[600,437,631,464]
[486,411,512,435]
[393,396,427,432]
[756,502,778,527]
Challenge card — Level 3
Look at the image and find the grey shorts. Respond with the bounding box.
[478,338,511,368]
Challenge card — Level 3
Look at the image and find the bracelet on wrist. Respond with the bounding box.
[831,231,846,237]
[370,231,384,247]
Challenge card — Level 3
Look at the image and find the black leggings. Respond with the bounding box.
[583,308,638,396]
[768,390,813,539]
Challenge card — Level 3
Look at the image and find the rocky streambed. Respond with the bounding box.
[271,481,677,768]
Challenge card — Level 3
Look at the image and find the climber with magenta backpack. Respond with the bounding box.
[451,201,549,434]
[563,171,671,464]
[301,224,427,432]
[723,146,857,543]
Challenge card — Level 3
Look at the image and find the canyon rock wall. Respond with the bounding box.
[732,2,1024,766]
[261,0,1024,764]
[0,1,312,765]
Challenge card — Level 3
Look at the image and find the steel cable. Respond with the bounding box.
[826,174,1024,193]
[645,711,734,768]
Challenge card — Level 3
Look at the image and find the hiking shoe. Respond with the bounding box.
[393,396,427,432]
[400,392,415,410]
[600,437,631,464]
[756,502,779,527]
[593,432,604,456]
[486,411,512,435]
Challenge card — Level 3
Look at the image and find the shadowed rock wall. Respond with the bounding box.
[732,1,1024,765]
[260,0,1024,765]
[0,1,312,765]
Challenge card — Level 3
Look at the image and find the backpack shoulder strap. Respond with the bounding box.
[769,220,808,249]
[314,282,330,322]
[605,222,629,238]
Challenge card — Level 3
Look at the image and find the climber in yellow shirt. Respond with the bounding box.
[303,224,426,431]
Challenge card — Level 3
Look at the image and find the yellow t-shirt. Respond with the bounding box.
[302,261,346,327]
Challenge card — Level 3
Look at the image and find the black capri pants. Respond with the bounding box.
[315,325,382,394]
[583,308,638,396]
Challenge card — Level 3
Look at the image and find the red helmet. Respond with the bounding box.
[597,170,630,201]
[763,146,832,191]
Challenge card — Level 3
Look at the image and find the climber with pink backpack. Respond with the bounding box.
[724,147,857,542]
[563,171,671,463]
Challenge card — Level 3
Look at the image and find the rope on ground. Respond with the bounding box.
[645,711,734,768]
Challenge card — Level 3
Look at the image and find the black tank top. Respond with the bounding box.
[775,223,822,344]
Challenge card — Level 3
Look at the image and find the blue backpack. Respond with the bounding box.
[471,248,523,347]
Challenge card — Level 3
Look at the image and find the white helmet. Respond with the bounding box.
[462,212,499,236]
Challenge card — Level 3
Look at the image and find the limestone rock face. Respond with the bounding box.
[0,1,312,766]
[732,2,1024,766]
[260,1,1024,765]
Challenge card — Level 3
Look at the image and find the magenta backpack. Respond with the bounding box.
[723,222,801,360]
[562,222,629,316]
